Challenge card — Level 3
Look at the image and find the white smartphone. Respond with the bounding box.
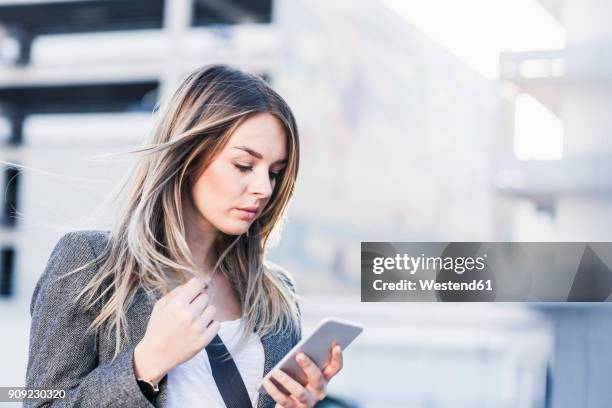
[257,317,363,395]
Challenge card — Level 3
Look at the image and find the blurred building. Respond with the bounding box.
[0,1,610,407]
[496,0,612,241]
[496,0,612,406]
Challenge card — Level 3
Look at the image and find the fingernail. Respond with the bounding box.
[297,353,306,363]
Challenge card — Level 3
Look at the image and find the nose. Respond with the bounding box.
[249,168,274,199]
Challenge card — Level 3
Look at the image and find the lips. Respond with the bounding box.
[236,206,259,220]
[237,206,259,213]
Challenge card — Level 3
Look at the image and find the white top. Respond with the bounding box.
[166,318,265,408]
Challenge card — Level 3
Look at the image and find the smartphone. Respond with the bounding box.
[257,317,363,395]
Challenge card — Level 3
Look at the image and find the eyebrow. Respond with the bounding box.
[233,146,287,164]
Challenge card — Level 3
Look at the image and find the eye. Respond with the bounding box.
[235,163,281,182]
[234,164,252,173]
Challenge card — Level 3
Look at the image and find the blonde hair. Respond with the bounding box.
[62,64,301,358]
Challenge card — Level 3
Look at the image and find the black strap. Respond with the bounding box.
[205,334,253,408]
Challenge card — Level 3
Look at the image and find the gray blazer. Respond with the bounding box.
[25,230,301,408]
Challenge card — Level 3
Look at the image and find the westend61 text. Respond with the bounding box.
[373,279,493,291]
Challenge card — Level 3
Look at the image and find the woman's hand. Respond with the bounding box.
[133,276,220,383]
[263,344,344,408]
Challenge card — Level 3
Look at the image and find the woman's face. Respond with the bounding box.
[188,112,288,236]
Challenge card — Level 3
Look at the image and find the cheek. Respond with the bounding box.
[192,162,243,210]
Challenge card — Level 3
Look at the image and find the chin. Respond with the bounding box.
[217,221,251,236]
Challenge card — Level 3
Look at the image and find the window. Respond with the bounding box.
[0,247,15,297]
[514,93,563,160]
[2,167,20,227]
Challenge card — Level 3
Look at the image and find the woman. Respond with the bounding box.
[25,64,343,408]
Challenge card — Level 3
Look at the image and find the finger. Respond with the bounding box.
[199,319,220,348]
[189,292,210,315]
[198,304,217,328]
[271,369,311,405]
[295,353,325,391]
[322,345,343,381]
[157,280,188,303]
[263,379,294,408]
[174,276,207,303]
[162,277,196,301]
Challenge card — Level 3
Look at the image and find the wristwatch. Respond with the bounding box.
[136,377,160,401]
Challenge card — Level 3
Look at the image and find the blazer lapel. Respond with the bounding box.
[256,330,295,408]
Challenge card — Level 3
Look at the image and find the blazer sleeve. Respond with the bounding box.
[24,231,155,408]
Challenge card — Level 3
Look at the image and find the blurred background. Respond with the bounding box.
[0,0,611,407]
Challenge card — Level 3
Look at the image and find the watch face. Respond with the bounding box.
[137,379,159,399]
